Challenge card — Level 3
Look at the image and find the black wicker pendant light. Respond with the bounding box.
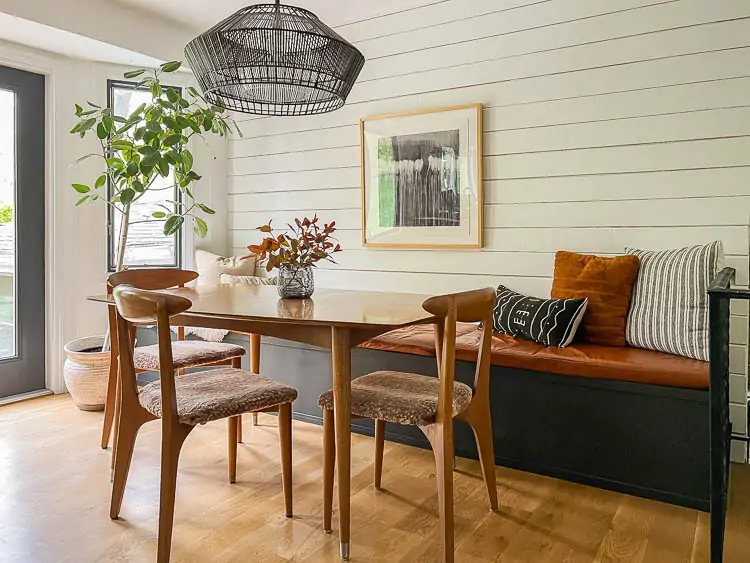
[185,1,365,116]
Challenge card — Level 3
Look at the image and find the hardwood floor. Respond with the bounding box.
[1,395,749,562]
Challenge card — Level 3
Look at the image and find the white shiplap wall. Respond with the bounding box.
[228,0,750,452]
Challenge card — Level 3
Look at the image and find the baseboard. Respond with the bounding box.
[0,388,53,406]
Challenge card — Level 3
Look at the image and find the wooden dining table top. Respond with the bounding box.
[87,283,436,330]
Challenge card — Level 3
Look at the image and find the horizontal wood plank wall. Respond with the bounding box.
[227,0,750,456]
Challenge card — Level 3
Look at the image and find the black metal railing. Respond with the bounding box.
[708,266,745,562]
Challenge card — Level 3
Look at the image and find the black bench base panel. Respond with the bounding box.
[248,335,710,511]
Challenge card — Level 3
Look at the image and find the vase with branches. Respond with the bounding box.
[70,60,240,273]
[245,216,341,298]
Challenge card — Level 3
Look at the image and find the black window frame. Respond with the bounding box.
[106,79,183,272]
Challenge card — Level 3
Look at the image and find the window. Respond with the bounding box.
[106,80,183,270]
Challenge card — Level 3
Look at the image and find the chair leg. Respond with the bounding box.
[374,419,385,490]
[110,378,123,477]
[466,407,498,511]
[157,422,193,563]
[228,416,239,484]
[323,408,335,533]
[278,402,293,518]
[252,412,258,426]
[109,412,145,519]
[230,357,244,443]
[424,423,455,563]
[101,356,118,449]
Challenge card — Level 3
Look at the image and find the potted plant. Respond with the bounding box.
[63,61,239,410]
[245,216,341,299]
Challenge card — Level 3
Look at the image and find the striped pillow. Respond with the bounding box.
[625,242,723,361]
[492,286,588,348]
[221,274,278,285]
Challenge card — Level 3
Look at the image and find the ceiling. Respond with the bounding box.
[114,0,438,31]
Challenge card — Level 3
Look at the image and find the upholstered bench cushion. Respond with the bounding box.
[359,324,709,389]
[318,371,473,426]
[133,341,246,371]
[139,367,298,425]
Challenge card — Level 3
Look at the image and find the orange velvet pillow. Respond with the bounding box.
[551,251,640,347]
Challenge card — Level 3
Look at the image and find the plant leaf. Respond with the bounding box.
[94,175,106,189]
[123,69,145,79]
[119,188,136,205]
[152,211,167,219]
[72,183,90,193]
[163,133,182,146]
[160,61,182,73]
[166,88,180,104]
[75,195,90,206]
[193,216,208,238]
[197,203,215,215]
[164,215,184,236]
[181,149,193,172]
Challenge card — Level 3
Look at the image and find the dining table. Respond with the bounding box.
[88,283,436,560]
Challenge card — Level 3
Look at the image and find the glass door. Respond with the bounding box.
[0,65,45,399]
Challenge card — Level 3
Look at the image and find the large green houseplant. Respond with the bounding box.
[70,60,239,272]
[64,61,239,410]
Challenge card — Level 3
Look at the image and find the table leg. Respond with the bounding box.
[250,333,261,426]
[331,327,352,560]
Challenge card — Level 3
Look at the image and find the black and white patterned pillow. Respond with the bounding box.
[492,286,588,348]
[625,241,723,361]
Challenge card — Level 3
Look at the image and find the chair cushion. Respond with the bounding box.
[359,323,709,389]
[139,367,298,425]
[133,341,246,371]
[317,371,473,426]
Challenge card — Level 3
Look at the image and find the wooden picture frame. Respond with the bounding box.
[360,103,483,249]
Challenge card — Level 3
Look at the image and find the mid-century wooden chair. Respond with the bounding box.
[110,284,297,563]
[318,287,499,563]
[101,269,249,451]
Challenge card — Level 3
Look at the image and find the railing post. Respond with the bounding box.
[708,278,732,563]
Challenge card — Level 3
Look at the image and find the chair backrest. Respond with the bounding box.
[107,268,198,338]
[107,268,199,292]
[422,287,495,423]
[112,285,192,424]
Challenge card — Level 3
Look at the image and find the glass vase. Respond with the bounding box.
[277,264,315,299]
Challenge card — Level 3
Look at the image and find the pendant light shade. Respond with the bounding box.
[185,1,365,116]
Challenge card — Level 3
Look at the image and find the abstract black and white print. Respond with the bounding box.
[377,129,460,228]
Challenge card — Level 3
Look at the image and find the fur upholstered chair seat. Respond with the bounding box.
[318,371,473,426]
[133,341,246,371]
[138,367,298,425]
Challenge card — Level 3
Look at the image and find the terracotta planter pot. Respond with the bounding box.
[63,336,110,411]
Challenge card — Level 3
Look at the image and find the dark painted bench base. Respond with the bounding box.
[137,329,710,511]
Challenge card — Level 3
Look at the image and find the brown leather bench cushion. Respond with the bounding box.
[359,324,709,389]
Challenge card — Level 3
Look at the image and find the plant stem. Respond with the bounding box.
[102,203,131,353]
[115,203,131,273]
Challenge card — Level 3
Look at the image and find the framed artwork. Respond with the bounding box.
[360,103,483,249]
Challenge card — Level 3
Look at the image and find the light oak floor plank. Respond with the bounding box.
[1,395,749,562]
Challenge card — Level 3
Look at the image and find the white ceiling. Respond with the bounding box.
[115,0,438,32]
[0,12,164,67]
